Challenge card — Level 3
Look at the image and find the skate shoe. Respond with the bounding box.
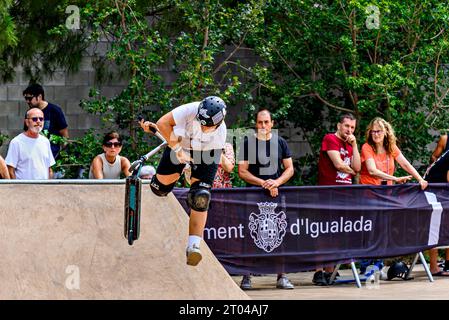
[186,244,202,266]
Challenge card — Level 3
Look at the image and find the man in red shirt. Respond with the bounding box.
[318,113,361,185]
[314,113,361,285]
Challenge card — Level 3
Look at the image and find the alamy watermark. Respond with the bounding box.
[65,5,80,30]
[365,271,381,289]
[65,265,80,290]
[167,128,281,177]
[365,5,380,30]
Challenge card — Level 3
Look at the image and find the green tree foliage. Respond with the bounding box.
[57,0,266,177]
[0,0,88,82]
[0,0,18,55]
[3,1,449,183]
[244,0,449,183]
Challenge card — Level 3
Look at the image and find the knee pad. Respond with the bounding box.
[150,175,175,197]
[187,181,211,212]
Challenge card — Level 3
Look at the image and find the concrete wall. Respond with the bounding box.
[0,58,102,141]
[0,44,309,160]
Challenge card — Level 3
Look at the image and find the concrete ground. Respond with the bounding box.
[231,264,449,300]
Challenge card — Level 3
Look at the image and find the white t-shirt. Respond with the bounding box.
[172,102,227,151]
[5,133,56,179]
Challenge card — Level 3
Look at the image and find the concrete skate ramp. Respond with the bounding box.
[0,183,248,300]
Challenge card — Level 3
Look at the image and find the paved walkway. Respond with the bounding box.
[231,265,449,300]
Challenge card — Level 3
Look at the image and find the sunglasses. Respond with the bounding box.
[371,130,384,135]
[24,95,35,101]
[104,142,122,148]
[28,117,44,122]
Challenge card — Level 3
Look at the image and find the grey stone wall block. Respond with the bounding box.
[7,115,24,131]
[19,103,29,116]
[7,86,25,101]
[87,71,96,86]
[19,72,31,86]
[69,129,93,139]
[0,87,7,101]
[43,72,66,86]
[78,87,92,100]
[66,101,87,115]
[77,114,101,130]
[0,102,21,117]
[79,56,94,71]
[99,86,126,99]
[56,86,77,100]
[65,115,78,129]
[41,86,55,101]
[66,71,92,86]
[0,115,8,130]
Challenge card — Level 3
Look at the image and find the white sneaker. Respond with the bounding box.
[276,276,294,289]
[186,244,202,266]
[380,267,388,280]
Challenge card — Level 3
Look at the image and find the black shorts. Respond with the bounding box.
[156,147,220,185]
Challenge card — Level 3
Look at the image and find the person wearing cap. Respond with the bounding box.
[139,96,227,267]
[139,165,156,179]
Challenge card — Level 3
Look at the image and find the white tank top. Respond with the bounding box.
[89,153,122,179]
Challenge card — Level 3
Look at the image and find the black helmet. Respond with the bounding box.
[387,261,409,280]
[196,96,227,127]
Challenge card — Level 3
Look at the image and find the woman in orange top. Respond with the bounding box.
[360,117,428,190]
[359,117,428,276]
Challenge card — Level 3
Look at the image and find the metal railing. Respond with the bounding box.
[0,179,152,185]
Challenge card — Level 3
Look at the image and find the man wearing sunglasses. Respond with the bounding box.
[89,131,131,179]
[140,96,227,267]
[22,83,68,159]
[5,108,55,179]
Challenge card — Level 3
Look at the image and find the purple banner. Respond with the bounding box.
[173,184,449,275]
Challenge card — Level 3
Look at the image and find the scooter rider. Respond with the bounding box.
[140,96,227,266]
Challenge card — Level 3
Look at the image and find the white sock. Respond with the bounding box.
[188,235,202,248]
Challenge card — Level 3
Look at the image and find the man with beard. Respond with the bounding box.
[5,108,55,179]
[318,113,361,185]
[23,84,68,160]
[313,113,361,285]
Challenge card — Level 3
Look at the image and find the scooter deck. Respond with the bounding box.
[124,176,142,245]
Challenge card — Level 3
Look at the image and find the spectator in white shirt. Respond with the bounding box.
[5,108,55,179]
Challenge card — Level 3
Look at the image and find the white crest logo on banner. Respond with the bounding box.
[249,202,287,252]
